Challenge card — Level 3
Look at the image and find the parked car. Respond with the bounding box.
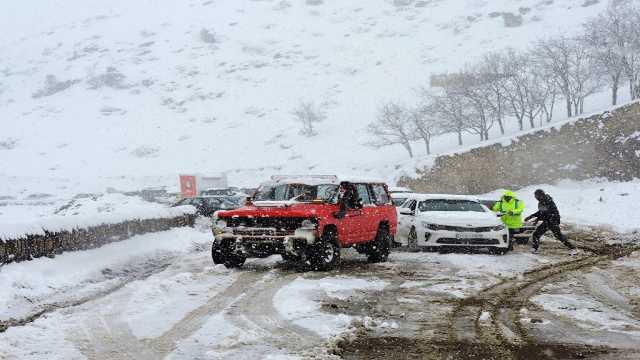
[211,175,397,270]
[173,196,242,217]
[396,194,510,254]
[389,187,414,207]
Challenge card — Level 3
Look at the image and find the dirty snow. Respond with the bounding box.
[532,293,640,336]
[274,276,387,338]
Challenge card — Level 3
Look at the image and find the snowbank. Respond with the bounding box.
[484,179,640,233]
[0,227,210,322]
[0,193,195,240]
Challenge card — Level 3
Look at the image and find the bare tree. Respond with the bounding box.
[534,36,601,118]
[292,101,326,137]
[409,104,441,155]
[477,52,510,135]
[623,1,640,99]
[456,71,496,141]
[583,3,630,105]
[366,102,416,158]
[426,84,469,146]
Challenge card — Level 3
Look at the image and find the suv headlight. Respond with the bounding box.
[300,219,318,230]
[213,219,228,235]
[215,219,227,229]
[493,224,505,231]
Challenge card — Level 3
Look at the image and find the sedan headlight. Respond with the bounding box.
[493,224,505,231]
[422,222,442,231]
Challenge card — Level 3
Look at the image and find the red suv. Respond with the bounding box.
[211,176,397,270]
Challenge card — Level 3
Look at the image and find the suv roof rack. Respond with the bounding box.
[270,175,338,181]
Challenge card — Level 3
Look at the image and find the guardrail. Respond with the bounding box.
[0,214,196,265]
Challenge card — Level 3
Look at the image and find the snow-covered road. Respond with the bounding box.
[1,226,639,360]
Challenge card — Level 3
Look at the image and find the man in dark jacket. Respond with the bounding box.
[334,182,361,219]
[525,189,577,255]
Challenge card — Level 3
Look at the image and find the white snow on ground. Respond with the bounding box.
[484,178,640,233]
[0,192,194,240]
[274,276,387,338]
[532,293,640,336]
[124,264,237,339]
[167,313,261,360]
[0,311,86,360]
[0,227,209,322]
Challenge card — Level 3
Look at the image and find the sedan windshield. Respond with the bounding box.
[418,199,485,212]
[253,184,338,202]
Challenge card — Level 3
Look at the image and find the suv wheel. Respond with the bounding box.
[308,230,340,271]
[490,246,509,255]
[212,240,246,268]
[367,226,391,263]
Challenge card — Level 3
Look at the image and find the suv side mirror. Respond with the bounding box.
[399,208,415,216]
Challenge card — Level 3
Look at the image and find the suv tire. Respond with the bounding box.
[367,226,391,263]
[212,240,246,268]
[490,246,509,255]
[308,230,340,271]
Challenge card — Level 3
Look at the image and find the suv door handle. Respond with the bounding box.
[347,210,363,216]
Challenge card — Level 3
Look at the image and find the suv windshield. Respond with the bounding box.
[418,199,485,212]
[254,183,338,202]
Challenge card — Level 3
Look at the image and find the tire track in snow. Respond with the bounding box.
[447,243,640,359]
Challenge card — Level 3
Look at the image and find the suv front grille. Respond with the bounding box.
[233,228,294,237]
[223,216,309,231]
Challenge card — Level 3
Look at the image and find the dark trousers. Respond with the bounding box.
[532,222,574,250]
[508,228,518,249]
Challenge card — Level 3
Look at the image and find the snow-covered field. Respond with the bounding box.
[0,0,618,195]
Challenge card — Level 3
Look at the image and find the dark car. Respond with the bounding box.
[173,196,242,217]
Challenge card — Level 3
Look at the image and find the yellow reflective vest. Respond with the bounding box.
[492,191,525,229]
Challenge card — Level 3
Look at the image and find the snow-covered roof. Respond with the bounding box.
[262,175,388,187]
[402,193,481,202]
[389,187,412,193]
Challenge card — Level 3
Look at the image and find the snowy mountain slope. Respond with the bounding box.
[0,0,610,193]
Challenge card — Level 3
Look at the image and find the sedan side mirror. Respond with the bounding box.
[399,208,415,216]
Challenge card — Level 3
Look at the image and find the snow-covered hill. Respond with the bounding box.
[0,0,611,193]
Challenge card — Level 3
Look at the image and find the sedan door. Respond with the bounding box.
[396,200,417,242]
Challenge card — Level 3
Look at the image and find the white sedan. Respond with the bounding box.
[396,194,510,254]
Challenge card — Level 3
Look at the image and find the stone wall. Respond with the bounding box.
[0,214,196,265]
[400,102,640,194]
